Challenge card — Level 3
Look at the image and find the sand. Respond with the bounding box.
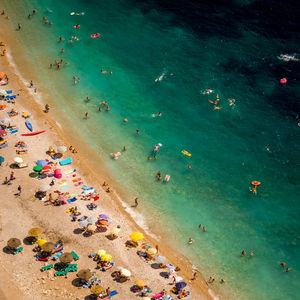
[0,12,217,300]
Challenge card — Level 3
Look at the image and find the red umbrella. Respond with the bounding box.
[0,129,7,137]
[98,220,110,226]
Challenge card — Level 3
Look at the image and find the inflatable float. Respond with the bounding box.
[251,181,261,186]
[25,120,33,132]
[112,152,121,159]
[70,12,85,15]
[181,150,191,157]
[90,33,100,38]
[153,143,162,153]
[164,174,170,182]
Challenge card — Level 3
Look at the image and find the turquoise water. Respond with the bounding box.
[3,0,300,299]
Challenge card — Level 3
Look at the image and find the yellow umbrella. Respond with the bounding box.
[147,247,157,255]
[28,228,43,237]
[101,254,112,261]
[37,238,47,247]
[91,285,103,295]
[130,232,144,242]
[135,280,146,287]
[97,249,106,257]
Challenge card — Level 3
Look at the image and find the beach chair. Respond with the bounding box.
[102,290,119,299]
[54,271,68,277]
[41,264,54,272]
[52,251,63,261]
[65,266,78,272]
[68,263,78,268]
[13,246,23,255]
[71,250,79,260]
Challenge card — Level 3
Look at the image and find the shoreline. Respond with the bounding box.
[0,12,220,300]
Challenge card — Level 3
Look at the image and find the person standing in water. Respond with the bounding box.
[85,112,88,118]
[17,23,21,30]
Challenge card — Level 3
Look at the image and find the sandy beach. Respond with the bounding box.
[0,11,215,300]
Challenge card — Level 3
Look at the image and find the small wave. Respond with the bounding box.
[114,192,157,239]
[277,54,299,62]
[208,289,220,300]
[55,121,62,128]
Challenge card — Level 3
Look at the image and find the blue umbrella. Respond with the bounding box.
[99,214,109,219]
[0,156,4,163]
[36,160,48,167]
[175,282,187,289]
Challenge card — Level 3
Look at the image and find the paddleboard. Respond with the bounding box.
[21,130,46,136]
[25,120,33,131]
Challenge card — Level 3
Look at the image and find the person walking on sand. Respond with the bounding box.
[29,80,33,88]
[134,198,139,207]
[17,23,21,30]
[191,272,198,281]
[85,112,88,118]
[10,172,15,181]
[17,185,22,196]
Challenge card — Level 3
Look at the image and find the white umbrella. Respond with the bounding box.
[110,227,120,235]
[39,185,50,192]
[174,276,183,283]
[120,268,131,277]
[14,157,24,163]
[155,255,166,264]
[57,146,67,153]
[87,224,96,232]
[78,220,88,227]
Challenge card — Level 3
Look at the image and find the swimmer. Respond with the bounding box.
[147,156,151,161]
[153,155,157,160]
[61,48,64,53]
[188,238,194,244]
[208,276,215,283]
[265,145,271,152]
[280,262,286,268]
[241,250,246,256]
[101,69,107,74]
[17,23,21,30]
[250,251,254,256]
[187,164,192,169]
[106,106,110,111]
[229,99,236,106]
[202,227,206,232]
[98,107,102,112]
[123,146,127,151]
[59,36,63,42]
[86,96,91,101]
[285,268,291,272]
[136,129,140,135]
[214,106,221,110]
[110,71,112,75]
[198,224,202,229]
[220,279,226,284]
[123,118,128,123]
[155,112,162,117]
[85,112,88,118]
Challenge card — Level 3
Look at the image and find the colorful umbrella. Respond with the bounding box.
[101,254,112,261]
[87,216,97,223]
[28,227,43,236]
[98,220,110,226]
[176,282,187,289]
[36,160,48,167]
[87,224,96,232]
[1,118,10,124]
[0,156,4,163]
[0,72,6,79]
[14,157,23,163]
[41,242,55,252]
[33,165,42,172]
[78,220,88,227]
[7,238,21,248]
[110,227,120,235]
[57,146,67,153]
[91,285,103,295]
[39,185,50,192]
[37,238,47,247]
[0,129,7,137]
[130,232,144,242]
[120,268,131,277]
[135,280,146,287]
[98,214,109,219]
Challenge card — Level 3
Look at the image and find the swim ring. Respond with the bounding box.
[91,33,100,38]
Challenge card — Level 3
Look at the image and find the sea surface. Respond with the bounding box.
[3,0,300,299]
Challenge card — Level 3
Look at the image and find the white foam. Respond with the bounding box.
[6,48,44,105]
[277,53,299,62]
[208,289,220,300]
[114,191,157,239]
[56,121,62,128]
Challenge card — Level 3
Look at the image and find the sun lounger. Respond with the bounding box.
[68,264,78,268]
[102,290,119,299]
[6,90,12,94]
[59,157,72,166]
[13,246,23,254]
[54,271,68,276]
[52,251,63,261]
[41,264,54,272]
[71,250,79,260]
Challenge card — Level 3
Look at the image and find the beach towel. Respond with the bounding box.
[59,157,72,166]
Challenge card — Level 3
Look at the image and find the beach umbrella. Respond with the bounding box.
[87,224,96,232]
[37,238,47,247]
[0,72,5,79]
[77,269,93,281]
[110,227,120,236]
[60,252,73,264]
[39,184,50,192]
[0,88,7,95]
[147,248,157,255]
[0,156,5,163]
[41,242,55,252]
[78,220,88,228]
[155,255,166,264]
[97,249,106,257]
[101,254,112,262]
[174,276,183,283]
[0,129,7,136]
[36,160,48,167]
[90,285,103,295]
[33,165,42,172]
[176,282,187,289]
[87,216,97,223]
[14,157,23,164]
[42,165,52,173]
[57,146,67,153]
[98,220,110,226]
[130,232,144,242]
[98,214,109,219]
[120,268,131,277]
[1,118,10,123]
[7,238,21,248]
[28,227,43,237]
[135,280,146,287]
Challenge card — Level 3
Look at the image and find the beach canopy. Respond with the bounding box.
[77,269,93,281]
[91,285,103,295]
[37,238,47,247]
[176,282,187,289]
[41,242,55,252]
[147,248,157,255]
[120,268,131,277]
[98,214,109,219]
[14,157,23,163]
[57,146,67,153]
[130,232,144,242]
[97,249,106,257]
[155,255,166,264]
[135,280,146,287]
[28,227,43,236]
[87,216,97,223]
[60,252,73,264]
[7,238,21,248]
[78,220,88,228]
[101,254,112,261]
[36,160,48,167]
[39,184,50,192]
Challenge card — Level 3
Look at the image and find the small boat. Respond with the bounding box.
[21,130,46,136]
[25,120,33,131]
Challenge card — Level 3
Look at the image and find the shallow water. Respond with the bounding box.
[3,0,300,299]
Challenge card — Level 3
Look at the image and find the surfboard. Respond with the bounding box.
[25,120,33,131]
[21,130,46,136]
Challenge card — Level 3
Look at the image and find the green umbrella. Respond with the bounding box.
[0,156,4,163]
[33,165,42,172]
[29,172,39,178]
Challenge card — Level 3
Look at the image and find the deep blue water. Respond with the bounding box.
[3,0,300,299]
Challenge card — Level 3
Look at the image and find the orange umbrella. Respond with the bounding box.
[0,72,5,79]
[99,220,110,226]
